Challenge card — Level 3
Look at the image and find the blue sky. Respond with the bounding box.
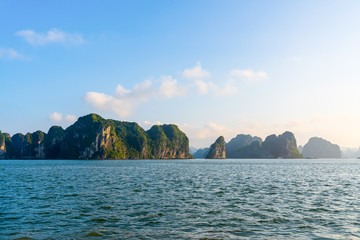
[1,0,360,148]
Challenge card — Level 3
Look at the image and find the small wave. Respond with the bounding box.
[13,237,35,240]
[207,210,222,214]
[271,217,289,224]
[298,225,315,229]
[64,193,79,197]
[90,218,107,222]
[84,231,103,237]
[99,206,112,210]
[308,207,330,212]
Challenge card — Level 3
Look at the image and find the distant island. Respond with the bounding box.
[0,113,351,160]
[194,131,303,159]
[301,137,342,159]
[0,114,191,159]
[206,136,226,159]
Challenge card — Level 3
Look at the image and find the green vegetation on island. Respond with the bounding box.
[5,114,339,160]
[206,136,226,159]
[0,113,191,160]
[261,131,303,159]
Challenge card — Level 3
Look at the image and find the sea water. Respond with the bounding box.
[0,159,359,239]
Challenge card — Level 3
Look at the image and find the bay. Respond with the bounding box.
[0,159,360,239]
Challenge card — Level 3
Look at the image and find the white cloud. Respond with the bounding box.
[183,62,211,79]
[49,112,63,122]
[229,69,268,82]
[16,28,84,46]
[84,91,134,117]
[143,121,162,126]
[179,122,237,148]
[116,84,131,97]
[194,80,209,95]
[143,120,152,125]
[209,81,238,96]
[194,80,237,96]
[85,64,268,117]
[159,76,186,98]
[49,112,77,123]
[84,81,152,118]
[180,122,236,140]
[64,115,77,122]
[141,120,163,129]
[0,48,24,60]
[85,77,186,117]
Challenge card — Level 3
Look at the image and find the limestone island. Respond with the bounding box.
[0,114,192,160]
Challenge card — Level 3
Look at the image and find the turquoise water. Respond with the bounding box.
[1,159,360,239]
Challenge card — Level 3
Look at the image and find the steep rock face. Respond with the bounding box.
[234,141,263,158]
[3,133,13,158]
[0,131,5,159]
[193,148,210,158]
[262,131,303,158]
[226,134,263,158]
[302,137,341,158]
[147,124,190,159]
[60,114,104,159]
[59,114,150,159]
[44,126,65,159]
[6,131,46,159]
[206,136,226,159]
[225,131,302,159]
[11,133,25,158]
[58,114,190,159]
[298,145,304,153]
[0,114,192,160]
[32,131,46,159]
[0,132,13,159]
[102,120,149,159]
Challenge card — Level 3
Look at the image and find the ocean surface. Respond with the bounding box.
[1,159,360,239]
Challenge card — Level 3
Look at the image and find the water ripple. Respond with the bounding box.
[1,159,360,239]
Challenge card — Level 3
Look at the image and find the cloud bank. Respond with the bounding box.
[229,69,268,82]
[85,63,267,117]
[183,62,211,79]
[180,122,237,141]
[84,76,186,117]
[193,79,238,96]
[49,112,77,123]
[0,48,24,60]
[16,28,84,46]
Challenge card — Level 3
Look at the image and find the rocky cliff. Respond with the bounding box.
[1,113,191,160]
[59,114,146,159]
[302,137,341,158]
[5,131,47,159]
[261,131,303,158]
[0,131,5,159]
[206,136,226,159]
[226,131,303,159]
[226,134,263,158]
[147,124,190,159]
[44,126,65,159]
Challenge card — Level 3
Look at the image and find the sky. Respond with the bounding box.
[1,0,360,148]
